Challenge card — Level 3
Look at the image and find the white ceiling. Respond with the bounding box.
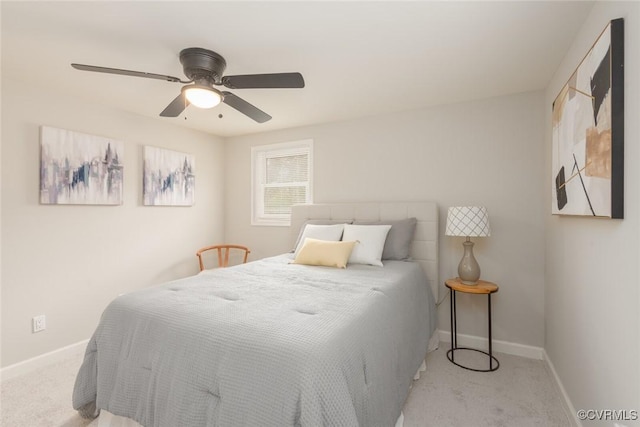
[2,1,593,137]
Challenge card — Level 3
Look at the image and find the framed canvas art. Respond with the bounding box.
[143,146,195,206]
[40,126,124,205]
[551,18,624,218]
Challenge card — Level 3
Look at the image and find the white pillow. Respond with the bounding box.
[293,223,346,255]
[342,224,392,267]
[292,219,352,252]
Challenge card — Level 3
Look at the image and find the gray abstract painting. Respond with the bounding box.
[40,126,124,205]
[143,146,195,206]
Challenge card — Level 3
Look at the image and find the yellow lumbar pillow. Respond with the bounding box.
[293,238,357,269]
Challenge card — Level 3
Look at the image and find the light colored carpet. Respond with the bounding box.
[403,347,570,427]
[1,346,570,426]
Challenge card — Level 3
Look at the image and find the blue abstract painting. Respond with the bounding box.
[143,146,195,206]
[40,126,124,205]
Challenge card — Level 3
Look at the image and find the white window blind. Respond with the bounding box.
[252,140,313,226]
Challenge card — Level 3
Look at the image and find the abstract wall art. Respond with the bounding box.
[40,126,124,205]
[143,146,195,206]
[551,18,624,218]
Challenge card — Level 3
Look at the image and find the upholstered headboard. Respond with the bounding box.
[290,202,439,299]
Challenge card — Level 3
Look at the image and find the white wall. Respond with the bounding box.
[1,79,225,367]
[225,91,546,349]
[544,2,640,424]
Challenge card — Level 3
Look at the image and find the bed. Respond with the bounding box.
[74,202,439,427]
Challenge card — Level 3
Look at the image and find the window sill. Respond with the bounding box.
[251,218,291,227]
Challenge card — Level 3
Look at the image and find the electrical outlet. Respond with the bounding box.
[32,315,46,333]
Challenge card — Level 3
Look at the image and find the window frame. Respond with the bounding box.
[251,139,313,226]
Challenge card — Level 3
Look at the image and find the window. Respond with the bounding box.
[251,140,313,226]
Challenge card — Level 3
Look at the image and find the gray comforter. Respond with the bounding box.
[73,254,436,427]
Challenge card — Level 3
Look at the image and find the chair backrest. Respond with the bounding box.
[196,244,251,271]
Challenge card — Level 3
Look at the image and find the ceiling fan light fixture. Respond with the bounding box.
[183,85,222,109]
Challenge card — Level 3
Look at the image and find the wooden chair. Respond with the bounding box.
[196,244,251,271]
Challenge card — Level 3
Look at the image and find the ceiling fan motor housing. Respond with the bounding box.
[179,48,227,85]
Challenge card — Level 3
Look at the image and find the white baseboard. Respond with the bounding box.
[543,349,581,427]
[437,329,544,360]
[0,339,89,382]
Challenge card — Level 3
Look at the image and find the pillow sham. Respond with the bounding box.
[292,219,353,253]
[292,238,357,269]
[354,218,417,260]
[342,224,392,267]
[293,223,347,256]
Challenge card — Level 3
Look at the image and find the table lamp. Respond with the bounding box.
[445,206,491,285]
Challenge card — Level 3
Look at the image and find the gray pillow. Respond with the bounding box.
[292,219,353,252]
[353,218,417,260]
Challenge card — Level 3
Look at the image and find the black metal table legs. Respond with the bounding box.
[446,288,500,372]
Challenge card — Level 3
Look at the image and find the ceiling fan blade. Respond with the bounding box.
[160,93,189,117]
[222,73,305,89]
[222,92,272,123]
[71,63,187,83]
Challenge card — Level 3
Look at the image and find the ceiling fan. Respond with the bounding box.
[71,47,305,123]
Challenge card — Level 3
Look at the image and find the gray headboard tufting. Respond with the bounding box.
[291,202,439,300]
